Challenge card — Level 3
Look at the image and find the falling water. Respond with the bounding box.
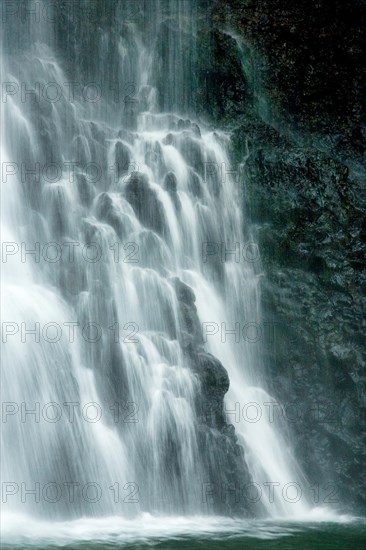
[1,0,310,529]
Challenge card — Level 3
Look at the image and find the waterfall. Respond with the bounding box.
[1,0,309,524]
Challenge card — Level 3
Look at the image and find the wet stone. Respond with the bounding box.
[162,132,175,146]
[115,141,131,179]
[191,123,201,138]
[124,172,166,235]
[95,192,125,239]
[178,135,204,175]
[76,173,94,207]
[164,171,181,211]
[188,168,203,198]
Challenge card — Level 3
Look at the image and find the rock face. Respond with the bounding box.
[95,192,125,238]
[214,0,366,143]
[241,127,366,513]
[124,172,166,235]
[172,277,252,516]
[210,0,366,515]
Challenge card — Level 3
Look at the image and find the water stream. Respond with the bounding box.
[1,1,345,543]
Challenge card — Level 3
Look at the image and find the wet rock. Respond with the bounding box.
[187,168,203,198]
[172,277,202,349]
[197,425,252,517]
[124,172,166,235]
[243,135,366,513]
[177,118,191,131]
[138,230,170,273]
[162,132,174,146]
[177,119,185,131]
[95,192,125,239]
[171,273,251,515]
[205,151,221,197]
[76,173,94,207]
[118,129,135,144]
[164,171,181,210]
[207,0,366,510]
[44,184,71,239]
[191,122,201,138]
[72,134,90,166]
[195,351,230,406]
[164,171,178,194]
[177,135,204,175]
[173,277,196,305]
[215,0,366,156]
[90,122,106,144]
[115,141,131,179]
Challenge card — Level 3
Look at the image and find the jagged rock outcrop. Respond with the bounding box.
[124,172,166,235]
[95,192,125,239]
[211,0,366,514]
[172,277,252,515]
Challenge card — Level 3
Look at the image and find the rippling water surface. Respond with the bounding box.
[2,513,365,549]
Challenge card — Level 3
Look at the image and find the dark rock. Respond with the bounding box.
[195,351,230,409]
[164,171,178,194]
[177,118,186,131]
[164,171,181,210]
[215,0,366,158]
[124,172,166,235]
[172,277,202,349]
[245,137,366,513]
[187,168,203,198]
[177,135,205,175]
[162,132,175,146]
[173,277,196,305]
[197,425,252,516]
[95,192,125,239]
[210,0,366,514]
[115,141,131,179]
[191,123,201,138]
[118,129,135,144]
[171,273,252,516]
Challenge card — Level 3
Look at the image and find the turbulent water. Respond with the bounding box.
[0,0,359,545]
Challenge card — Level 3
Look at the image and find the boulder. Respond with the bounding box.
[125,172,166,235]
[95,192,125,238]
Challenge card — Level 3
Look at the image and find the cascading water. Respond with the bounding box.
[1,0,311,530]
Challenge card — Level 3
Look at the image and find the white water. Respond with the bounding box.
[1,510,361,548]
[0,0,317,533]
